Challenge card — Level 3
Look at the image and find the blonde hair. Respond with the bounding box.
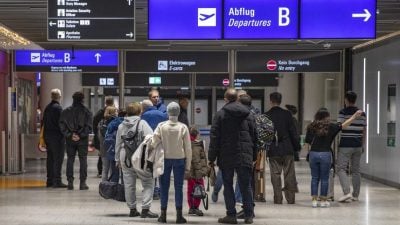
[50,88,61,101]
[126,102,142,116]
[104,106,117,119]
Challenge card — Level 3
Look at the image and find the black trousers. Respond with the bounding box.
[66,139,88,181]
[269,155,297,204]
[45,135,65,184]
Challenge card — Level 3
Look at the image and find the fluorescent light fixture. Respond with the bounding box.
[377,71,380,135]
[366,103,370,164]
[363,58,366,111]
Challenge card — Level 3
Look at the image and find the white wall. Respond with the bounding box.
[276,73,298,110]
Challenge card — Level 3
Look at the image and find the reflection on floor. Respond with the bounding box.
[0,158,399,225]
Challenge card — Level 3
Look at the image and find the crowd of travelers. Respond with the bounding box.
[42,87,366,224]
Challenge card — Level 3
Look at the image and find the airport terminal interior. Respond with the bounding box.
[0,0,400,224]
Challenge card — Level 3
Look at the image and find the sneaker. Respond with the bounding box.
[53,182,67,188]
[312,199,318,208]
[352,197,359,201]
[218,216,238,224]
[188,208,204,216]
[320,201,330,208]
[141,209,158,218]
[129,208,141,217]
[338,193,352,202]
[244,217,253,224]
[212,191,218,203]
[237,210,245,219]
[236,202,243,207]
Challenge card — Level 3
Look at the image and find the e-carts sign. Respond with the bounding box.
[125,51,229,73]
[15,50,119,72]
[148,0,376,39]
[236,51,341,73]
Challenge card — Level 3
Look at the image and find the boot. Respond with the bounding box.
[218,215,238,224]
[67,180,74,190]
[79,180,89,190]
[158,209,167,223]
[176,209,187,224]
[129,208,140,217]
[141,209,158,218]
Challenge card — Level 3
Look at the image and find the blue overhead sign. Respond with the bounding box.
[224,0,298,39]
[15,50,119,72]
[148,0,222,40]
[300,0,376,39]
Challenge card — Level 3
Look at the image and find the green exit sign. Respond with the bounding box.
[149,76,161,85]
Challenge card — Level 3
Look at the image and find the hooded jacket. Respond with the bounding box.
[208,101,258,169]
[59,102,93,142]
[114,116,153,163]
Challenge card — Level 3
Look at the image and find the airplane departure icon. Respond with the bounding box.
[199,13,215,21]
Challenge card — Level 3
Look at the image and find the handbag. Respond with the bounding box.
[99,170,125,202]
[192,180,208,210]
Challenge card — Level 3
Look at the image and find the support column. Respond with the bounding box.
[40,72,63,113]
[63,72,82,107]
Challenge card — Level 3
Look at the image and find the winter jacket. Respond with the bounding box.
[141,106,168,131]
[156,99,167,113]
[92,107,106,149]
[189,139,208,179]
[132,134,164,179]
[266,106,301,157]
[98,116,116,156]
[114,116,153,163]
[178,108,189,127]
[43,100,63,138]
[59,102,93,143]
[208,101,258,169]
[150,117,192,171]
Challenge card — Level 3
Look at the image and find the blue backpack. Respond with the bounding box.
[104,118,124,161]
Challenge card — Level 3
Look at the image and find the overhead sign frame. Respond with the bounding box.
[47,0,136,41]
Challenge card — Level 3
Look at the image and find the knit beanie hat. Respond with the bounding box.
[167,102,180,117]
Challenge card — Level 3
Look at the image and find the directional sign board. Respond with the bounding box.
[224,0,298,39]
[15,50,119,72]
[300,0,376,39]
[48,0,135,41]
[148,0,222,40]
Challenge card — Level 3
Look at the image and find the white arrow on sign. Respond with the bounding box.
[94,53,102,63]
[352,9,371,22]
[49,21,56,26]
[127,0,133,6]
[125,32,134,38]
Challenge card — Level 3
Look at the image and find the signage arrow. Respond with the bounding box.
[94,53,102,63]
[49,21,57,27]
[127,0,133,6]
[125,32,134,38]
[352,9,371,22]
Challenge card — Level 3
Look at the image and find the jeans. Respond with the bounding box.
[269,155,297,203]
[214,169,242,203]
[309,151,332,197]
[160,159,185,210]
[337,147,362,197]
[66,139,88,181]
[45,135,65,184]
[221,167,254,217]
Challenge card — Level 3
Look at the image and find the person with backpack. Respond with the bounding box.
[93,96,115,178]
[186,125,208,217]
[266,92,300,204]
[103,109,126,183]
[99,106,117,182]
[305,108,363,208]
[114,102,158,218]
[150,102,192,224]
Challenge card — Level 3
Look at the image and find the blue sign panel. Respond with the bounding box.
[224,0,298,39]
[15,50,119,72]
[148,0,222,40]
[300,0,376,39]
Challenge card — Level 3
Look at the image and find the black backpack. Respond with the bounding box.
[121,120,142,168]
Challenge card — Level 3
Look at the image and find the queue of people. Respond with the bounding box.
[42,87,366,224]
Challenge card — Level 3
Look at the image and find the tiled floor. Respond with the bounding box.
[1,157,399,225]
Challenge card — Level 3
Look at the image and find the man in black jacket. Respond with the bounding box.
[92,96,114,178]
[43,89,66,188]
[60,92,93,190]
[266,92,300,204]
[209,88,258,224]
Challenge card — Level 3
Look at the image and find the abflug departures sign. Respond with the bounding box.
[125,51,229,73]
[148,0,222,39]
[224,0,298,39]
[236,51,341,73]
[48,0,135,41]
[148,0,376,39]
[300,0,376,39]
[15,50,119,72]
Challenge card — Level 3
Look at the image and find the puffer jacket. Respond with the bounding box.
[189,139,208,179]
[208,101,258,169]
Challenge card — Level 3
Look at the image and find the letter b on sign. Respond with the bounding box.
[278,8,290,26]
[64,53,71,63]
